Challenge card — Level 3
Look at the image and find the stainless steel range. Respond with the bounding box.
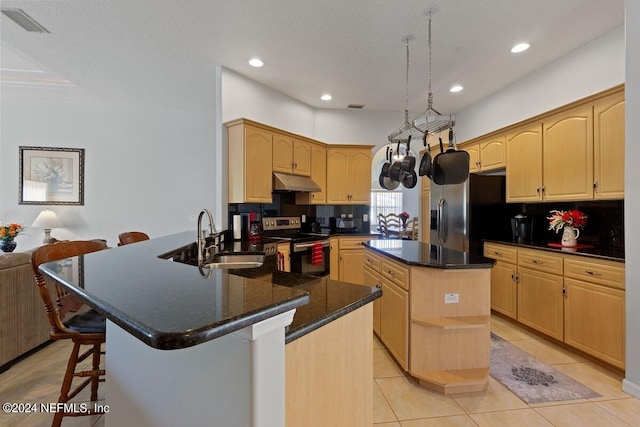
[262,217,330,277]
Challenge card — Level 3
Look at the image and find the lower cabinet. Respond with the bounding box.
[336,236,373,285]
[379,277,408,371]
[484,242,626,369]
[329,237,339,280]
[277,242,291,272]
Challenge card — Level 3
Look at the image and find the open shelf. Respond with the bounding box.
[411,315,490,330]
[413,368,489,394]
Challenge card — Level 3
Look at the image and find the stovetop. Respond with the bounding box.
[262,217,329,243]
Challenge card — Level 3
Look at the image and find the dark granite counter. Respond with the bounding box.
[39,231,380,350]
[484,239,625,262]
[364,240,495,269]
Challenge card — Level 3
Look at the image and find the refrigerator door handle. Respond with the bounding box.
[437,198,445,244]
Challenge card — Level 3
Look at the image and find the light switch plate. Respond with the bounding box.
[444,293,459,304]
[363,214,368,222]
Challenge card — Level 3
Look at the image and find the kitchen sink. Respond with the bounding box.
[158,242,264,270]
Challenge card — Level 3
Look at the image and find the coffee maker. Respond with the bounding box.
[511,214,533,243]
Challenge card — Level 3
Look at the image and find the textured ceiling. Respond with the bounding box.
[0,0,625,114]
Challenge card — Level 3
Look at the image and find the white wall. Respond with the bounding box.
[455,26,625,142]
[623,0,640,398]
[0,84,217,249]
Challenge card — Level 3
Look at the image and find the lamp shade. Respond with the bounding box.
[32,209,63,229]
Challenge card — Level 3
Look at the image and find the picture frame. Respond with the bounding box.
[19,146,85,205]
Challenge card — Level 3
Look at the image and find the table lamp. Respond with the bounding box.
[32,209,63,243]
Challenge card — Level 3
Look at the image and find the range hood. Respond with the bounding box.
[273,172,321,192]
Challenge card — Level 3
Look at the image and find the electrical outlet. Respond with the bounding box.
[444,293,459,304]
[363,214,369,222]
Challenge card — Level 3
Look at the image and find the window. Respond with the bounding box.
[370,190,403,233]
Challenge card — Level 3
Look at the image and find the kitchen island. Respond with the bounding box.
[38,231,380,427]
[364,239,495,394]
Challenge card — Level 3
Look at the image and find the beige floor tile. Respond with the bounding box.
[552,362,630,401]
[13,410,102,427]
[0,371,61,427]
[490,316,538,341]
[595,398,640,426]
[374,381,397,423]
[509,337,587,365]
[374,349,404,379]
[376,376,465,421]
[469,408,554,426]
[452,377,529,414]
[534,401,632,426]
[374,423,401,427]
[400,414,478,426]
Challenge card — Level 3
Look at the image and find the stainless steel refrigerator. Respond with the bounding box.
[430,174,511,255]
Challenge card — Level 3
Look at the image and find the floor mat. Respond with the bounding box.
[490,333,601,404]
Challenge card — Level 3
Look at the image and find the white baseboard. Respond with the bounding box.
[622,378,640,399]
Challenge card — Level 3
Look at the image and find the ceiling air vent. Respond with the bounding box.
[347,104,365,109]
[1,8,50,33]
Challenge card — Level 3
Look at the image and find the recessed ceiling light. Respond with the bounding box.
[321,94,332,101]
[248,58,264,67]
[511,43,530,53]
[450,85,463,93]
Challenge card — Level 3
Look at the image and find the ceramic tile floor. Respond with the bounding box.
[1,314,639,426]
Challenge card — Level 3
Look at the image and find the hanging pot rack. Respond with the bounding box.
[388,36,424,145]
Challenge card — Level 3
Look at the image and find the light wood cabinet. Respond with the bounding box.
[465,135,505,173]
[226,121,273,203]
[543,104,594,201]
[506,122,544,202]
[420,183,430,243]
[363,258,382,336]
[277,242,290,272]
[327,147,372,205]
[329,237,339,280]
[466,144,481,173]
[336,236,371,285]
[296,144,327,204]
[484,242,626,369]
[380,277,409,370]
[593,91,625,199]
[273,133,312,177]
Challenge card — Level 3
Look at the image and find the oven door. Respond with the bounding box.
[290,239,331,276]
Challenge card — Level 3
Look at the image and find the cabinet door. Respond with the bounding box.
[517,267,564,340]
[292,139,312,177]
[339,249,364,285]
[380,278,408,370]
[506,123,543,202]
[490,261,517,319]
[277,243,291,272]
[594,91,625,200]
[564,278,625,369]
[466,144,480,172]
[243,126,273,203]
[329,237,339,280]
[543,105,594,201]
[349,149,372,204]
[363,268,382,336]
[479,135,505,171]
[272,133,294,174]
[297,144,327,204]
[326,149,350,203]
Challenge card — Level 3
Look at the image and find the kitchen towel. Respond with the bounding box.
[311,242,323,265]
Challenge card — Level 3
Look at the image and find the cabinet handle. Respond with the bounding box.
[312,194,315,199]
[494,251,502,256]
[563,286,567,298]
[532,259,543,265]
[536,187,541,194]
[593,180,599,192]
[388,270,395,276]
[541,185,546,193]
[585,270,602,276]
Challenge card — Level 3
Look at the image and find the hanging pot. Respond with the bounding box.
[379,146,391,187]
[402,169,418,189]
[380,146,399,190]
[418,131,433,178]
[389,142,406,182]
[432,128,470,185]
[400,135,415,172]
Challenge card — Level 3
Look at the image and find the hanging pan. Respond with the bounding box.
[400,135,415,172]
[432,128,470,185]
[379,146,399,190]
[388,142,405,182]
[418,131,433,178]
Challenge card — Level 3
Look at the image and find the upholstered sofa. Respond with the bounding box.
[0,252,51,368]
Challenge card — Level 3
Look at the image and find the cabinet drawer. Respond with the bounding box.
[518,249,563,275]
[364,250,382,272]
[564,258,625,290]
[338,237,371,250]
[484,243,517,264]
[381,260,409,291]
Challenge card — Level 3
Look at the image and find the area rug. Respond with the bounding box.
[490,333,601,404]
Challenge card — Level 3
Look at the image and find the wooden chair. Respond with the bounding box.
[406,217,419,240]
[118,231,149,246]
[31,241,108,427]
[377,213,401,239]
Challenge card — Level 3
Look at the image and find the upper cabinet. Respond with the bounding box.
[296,143,327,205]
[327,147,372,205]
[465,135,505,173]
[593,91,625,199]
[273,134,312,177]
[504,86,624,203]
[227,121,273,203]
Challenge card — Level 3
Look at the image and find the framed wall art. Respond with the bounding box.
[19,146,85,205]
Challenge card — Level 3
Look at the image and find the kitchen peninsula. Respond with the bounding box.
[38,231,380,427]
[364,239,495,394]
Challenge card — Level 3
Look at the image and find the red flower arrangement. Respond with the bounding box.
[398,211,410,221]
[547,210,587,233]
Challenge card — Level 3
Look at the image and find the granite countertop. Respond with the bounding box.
[38,231,380,350]
[364,240,495,269]
[484,239,625,262]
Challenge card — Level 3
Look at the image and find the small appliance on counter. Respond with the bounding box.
[329,214,358,233]
[511,213,533,243]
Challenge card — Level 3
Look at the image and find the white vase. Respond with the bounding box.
[561,225,580,247]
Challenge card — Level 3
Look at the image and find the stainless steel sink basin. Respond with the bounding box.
[158,242,264,270]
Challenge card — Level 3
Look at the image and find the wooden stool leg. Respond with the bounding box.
[90,343,101,401]
[53,342,81,427]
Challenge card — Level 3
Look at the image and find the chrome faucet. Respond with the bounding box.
[197,208,217,264]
